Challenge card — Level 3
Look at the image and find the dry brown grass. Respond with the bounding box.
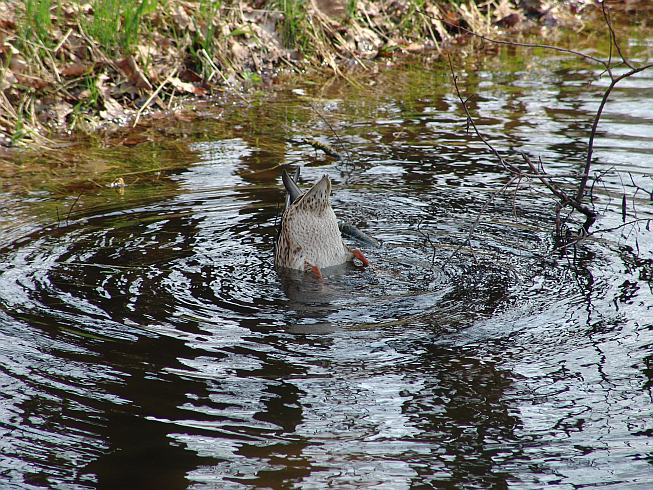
[0,0,590,150]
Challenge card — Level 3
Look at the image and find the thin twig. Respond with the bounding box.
[552,218,653,253]
[601,1,635,70]
[521,153,596,231]
[447,55,521,176]
[66,193,83,224]
[442,2,651,241]
[308,102,354,167]
[576,62,653,202]
[433,13,607,68]
[416,218,438,269]
[133,68,178,127]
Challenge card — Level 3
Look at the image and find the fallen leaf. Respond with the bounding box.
[0,18,16,30]
[52,101,73,125]
[170,76,206,95]
[173,5,194,31]
[312,0,347,20]
[100,96,125,120]
[179,69,202,83]
[9,54,27,74]
[495,13,522,28]
[404,42,425,53]
[230,40,249,62]
[120,135,149,146]
[0,69,17,90]
[16,74,50,90]
[173,111,194,122]
[116,56,152,90]
[61,62,90,77]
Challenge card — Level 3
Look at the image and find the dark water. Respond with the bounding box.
[1,39,653,488]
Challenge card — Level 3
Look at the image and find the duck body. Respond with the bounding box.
[276,171,367,273]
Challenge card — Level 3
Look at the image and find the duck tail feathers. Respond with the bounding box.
[282,167,302,206]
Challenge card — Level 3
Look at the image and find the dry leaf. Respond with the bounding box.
[495,13,522,28]
[61,63,89,77]
[52,102,73,125]
[179,69,202,83]
[173,111,194,122]
[120,135,149,146]
[0,18,16,30]
[230,41,249,62]
[173,5,194,31]
[170,76,206,95]
[312,0,347,20]
[0,69,17,90]
[16,74,50,89]
[9,54,27,74]
[100,96,125,120]
[116,56,152,90]
[404,42,426,53]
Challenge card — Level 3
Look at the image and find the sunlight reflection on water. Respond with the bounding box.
[1,37,653,489]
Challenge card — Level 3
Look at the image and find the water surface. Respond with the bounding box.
[1,35,653,489]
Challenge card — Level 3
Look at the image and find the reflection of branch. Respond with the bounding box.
[308,102,354,167]
[442,2,652,241]
[447,55,522,177]
[430,13,607,68]
[448,55,597,236]
[65,193,83,226]
[553,218,653,253]
[628,172,653,200]
[416,218,438,268]
[445,177,517,265]
[521,153,596,232]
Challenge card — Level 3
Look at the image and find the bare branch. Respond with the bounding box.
[416,218,438,269]
[553,218,653,253]
[521,153,597,232]
[445,176,518,265]
[432,14,608,68]
[601,1,635,70]
[576,62,653,202]
[447,55,522,176]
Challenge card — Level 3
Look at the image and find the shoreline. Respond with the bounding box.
[0,0,607,151]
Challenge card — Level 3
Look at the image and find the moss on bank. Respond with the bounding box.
[0,0,592,147]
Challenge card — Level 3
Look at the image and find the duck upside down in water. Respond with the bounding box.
[275,169,369,276]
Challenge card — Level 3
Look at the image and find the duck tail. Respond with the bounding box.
[283,167,302,206]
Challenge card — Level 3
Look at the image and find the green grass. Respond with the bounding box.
[85,0,158,52]
[183,0,222,80]
[21,0,53,45]
[399,0,428,36]
[346,0,357,19]
[196,0,220,54]
[18,0,158,53]
[278,0,307,50]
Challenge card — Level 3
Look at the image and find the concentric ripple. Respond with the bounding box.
[2,43,653,489]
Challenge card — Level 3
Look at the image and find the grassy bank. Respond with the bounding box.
[0,0,589,148]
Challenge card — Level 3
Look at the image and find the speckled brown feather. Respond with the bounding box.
[276,173,353,271]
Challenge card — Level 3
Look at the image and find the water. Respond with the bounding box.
[1,38,653,488]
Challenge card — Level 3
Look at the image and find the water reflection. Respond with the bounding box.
[1,38,653,489]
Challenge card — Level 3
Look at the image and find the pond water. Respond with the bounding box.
[1,32,653,489]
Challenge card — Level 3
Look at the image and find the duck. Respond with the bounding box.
[275,169,369,277]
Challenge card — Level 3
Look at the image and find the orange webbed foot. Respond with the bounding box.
[305,261,323,279]
[352,248,369,267]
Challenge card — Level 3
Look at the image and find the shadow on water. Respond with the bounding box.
[1,34,653,489]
